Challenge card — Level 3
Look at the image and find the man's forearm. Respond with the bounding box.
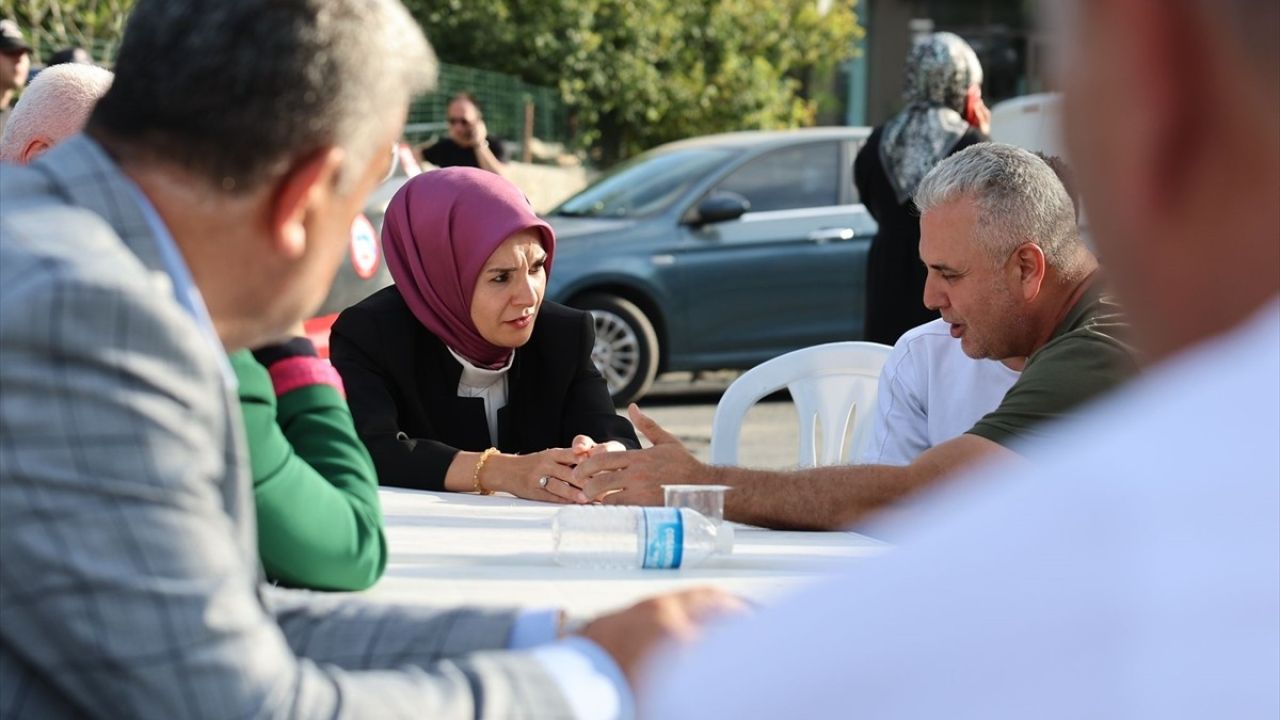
[721,433,1012,530]
[721,463,929,531]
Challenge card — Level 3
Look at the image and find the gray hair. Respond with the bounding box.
[88,0,436,193]
[915,143,1082,271]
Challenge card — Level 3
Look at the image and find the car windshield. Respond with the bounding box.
[552,147,731,218]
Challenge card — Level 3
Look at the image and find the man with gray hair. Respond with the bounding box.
[0,62,113,164]
[0,1,733,718]
[574,142,1137,531]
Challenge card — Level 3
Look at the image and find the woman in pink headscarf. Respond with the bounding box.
[331,168,639,502]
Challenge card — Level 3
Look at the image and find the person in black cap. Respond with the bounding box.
[0,19,33,138]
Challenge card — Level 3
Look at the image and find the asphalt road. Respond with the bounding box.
[625,371,803,469]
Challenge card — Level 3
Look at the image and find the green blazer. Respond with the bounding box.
[231,349,386,591]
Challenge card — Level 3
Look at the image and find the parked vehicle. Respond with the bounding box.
[988,92,1093,251]
[304,143,419,355]
[544,127,877,405]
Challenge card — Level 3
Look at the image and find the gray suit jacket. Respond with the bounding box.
[0,136,574,719]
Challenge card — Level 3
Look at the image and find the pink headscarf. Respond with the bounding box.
[382,167,555,368]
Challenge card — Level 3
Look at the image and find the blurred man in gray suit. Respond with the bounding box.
[0,1,733,718]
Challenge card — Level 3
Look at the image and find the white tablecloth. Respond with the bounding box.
[370,488,886,617]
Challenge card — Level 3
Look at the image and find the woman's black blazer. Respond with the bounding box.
[330,286,640,490]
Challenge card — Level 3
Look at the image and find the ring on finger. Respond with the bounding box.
[538,476,550,489]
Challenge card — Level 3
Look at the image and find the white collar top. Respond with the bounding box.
[447,346,514,446]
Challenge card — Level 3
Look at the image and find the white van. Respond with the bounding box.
[989,92,1093,252]
[990,92,1066,157]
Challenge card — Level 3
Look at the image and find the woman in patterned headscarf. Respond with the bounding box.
[855,32,989,344]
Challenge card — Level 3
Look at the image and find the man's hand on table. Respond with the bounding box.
[574,405,717,505]
[579,588,746,687]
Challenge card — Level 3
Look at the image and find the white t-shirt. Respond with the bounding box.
[862,318,1020,465]
[644,300,1280,719]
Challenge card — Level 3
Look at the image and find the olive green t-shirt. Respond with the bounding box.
[967,284,1138,448]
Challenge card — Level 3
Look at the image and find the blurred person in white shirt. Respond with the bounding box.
[642,0,1280,716]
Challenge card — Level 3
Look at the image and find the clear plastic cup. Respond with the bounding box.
[662,484,734,555]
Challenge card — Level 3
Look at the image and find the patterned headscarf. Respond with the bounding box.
[382,167,555,368]
[879,32,984,204]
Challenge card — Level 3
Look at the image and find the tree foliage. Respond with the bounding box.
[3,0,862,163]
[2,0,136,62]
[408,0,862,162]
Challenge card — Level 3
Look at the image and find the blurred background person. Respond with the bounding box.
[332,167,638,503]
[855,31,989,345]
[0,19,33,138]
[421,91,507,174]
[0,63,112,164]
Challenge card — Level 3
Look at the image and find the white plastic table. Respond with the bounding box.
[370,488,886,618]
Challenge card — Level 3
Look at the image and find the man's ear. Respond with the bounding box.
[19,137,51,165]
[1012,242,1047,300]
[269,146,345,260]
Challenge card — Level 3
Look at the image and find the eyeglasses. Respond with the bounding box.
[382,143,399,182]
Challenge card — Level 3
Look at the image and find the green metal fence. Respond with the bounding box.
[406,62,571,150]
[18,36,572,151]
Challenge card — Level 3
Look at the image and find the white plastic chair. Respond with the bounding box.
[709,341,893,467]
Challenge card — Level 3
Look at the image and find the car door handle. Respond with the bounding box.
[807,227,855,243]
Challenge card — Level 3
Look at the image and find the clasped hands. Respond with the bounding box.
[570,405,712,506]
[479,405,708,504]
[480,434,625,503]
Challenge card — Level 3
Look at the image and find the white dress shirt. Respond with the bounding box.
[644,300,1280,719]
[862,318,1020,465]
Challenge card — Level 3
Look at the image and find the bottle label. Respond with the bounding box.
[640,508,685,569]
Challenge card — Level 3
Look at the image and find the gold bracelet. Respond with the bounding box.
[472,447,499,495]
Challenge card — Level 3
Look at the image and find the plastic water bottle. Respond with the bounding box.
[552,506,722,569]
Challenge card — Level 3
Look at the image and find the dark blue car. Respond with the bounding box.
[544,127,877,404]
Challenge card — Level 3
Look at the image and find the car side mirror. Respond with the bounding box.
[692,191,751,226]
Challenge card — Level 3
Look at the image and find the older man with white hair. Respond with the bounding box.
[0,62,112,164]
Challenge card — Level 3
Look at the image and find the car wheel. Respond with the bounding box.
[575,293,659,406]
